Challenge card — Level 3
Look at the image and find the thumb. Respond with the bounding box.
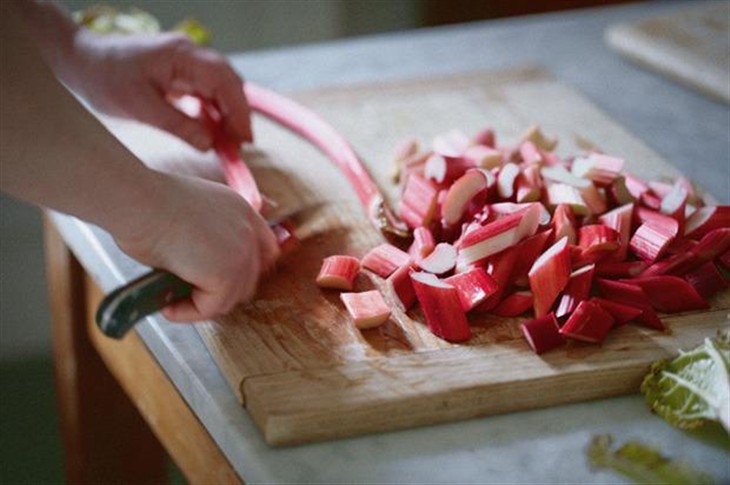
[136,88,213,151]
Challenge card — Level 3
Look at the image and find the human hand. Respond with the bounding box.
[68,30,252,150]
[114,172,279,322]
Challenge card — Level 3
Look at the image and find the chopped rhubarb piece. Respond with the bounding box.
[551,204,577,245]
[432,129,470,158]
[409,226,435,260]
[399,174,438,229]
[648,180,673,199]
[579,183,608,215]
[720,250,730,270]
[463,145,502,169]
[606,176,636,207]
[594,261,647,278]
[410,272,471,342]
[271,222,300,255]
[361,243,411,278]
[684,206,730,240]
[541,165,591,189]
[386,264,416,311]
[591,297,643,327]
[624,276,709,313]
[640,191,662,211]
[418,242,457,275]
[457,204,541,265]
[516,164,542,203]
[659,183,688,231]
[635,207,679,230]
[520,313,564,354]
[555,264,595,319]
[489,202,550,225]
[629,219,678,262]
[510,229,554,287]
[340,290,391,329]
[547,183,589,215]
[578,225,620,261]
[519,140,543,164]
[442,169,490,226]
[598,203,633,261]
[473,245,519,311]
[684,261,728,300]
[316,255,361,290]
[640,228,730,276]
[624,174,649,199]
[445,267,498,311]
[571,154,624,186]
[595,278,664,330]
[424,153,472,185]
[559,300,615,343]
[665,236,698,255]
[528,236,572,317]
[492,291,534,317]
[471,127,495,148]
[520,124,557,152]
[497,162,521,199]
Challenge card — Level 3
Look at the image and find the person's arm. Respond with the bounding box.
[0,0,278,321]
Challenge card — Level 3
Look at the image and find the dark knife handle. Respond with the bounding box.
[95,269,193,339]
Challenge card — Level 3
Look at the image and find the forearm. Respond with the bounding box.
[0,1,161,238]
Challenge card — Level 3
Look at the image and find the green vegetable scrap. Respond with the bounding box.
[73,5,211,46]
[641,329,730,433]
[587,434,713,485]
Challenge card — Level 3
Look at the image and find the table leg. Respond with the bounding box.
[44,216,168,484]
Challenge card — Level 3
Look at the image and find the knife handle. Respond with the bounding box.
[95,269,192,339]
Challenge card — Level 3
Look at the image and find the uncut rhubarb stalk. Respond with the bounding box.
[316,255,360,290]
[340,290,391,329]
[244,83,408,239]
[528,236,572,317]
[410,272,471,342]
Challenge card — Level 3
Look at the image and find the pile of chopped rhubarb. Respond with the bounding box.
[316,125,730,353]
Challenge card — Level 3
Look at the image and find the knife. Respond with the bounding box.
[95,209,310,339]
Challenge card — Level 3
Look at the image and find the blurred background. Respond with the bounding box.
[1,0,638,482]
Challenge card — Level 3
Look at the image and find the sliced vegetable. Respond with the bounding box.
[340,290,391,329]
[316,255,360,290]
[528,237,571,317]
[520,313,564,354]
[410,272,471,342]
[361,243,411,278]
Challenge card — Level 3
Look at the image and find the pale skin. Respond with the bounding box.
[0,0,279,322]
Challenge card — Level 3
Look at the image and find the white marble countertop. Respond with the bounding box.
[51,1,730,483]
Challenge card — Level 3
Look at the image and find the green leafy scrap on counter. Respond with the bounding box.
[641,328,730,433]
[73,5,210,45]
[587,434,713,485]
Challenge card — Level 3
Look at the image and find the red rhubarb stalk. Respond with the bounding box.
[555,264,595,319]
[528,236,572,317]
[624,276,709,313]
[559,300,615,343]
[386,264,416,311]
[244,83,408,239]
[591,298,643,327]
[595,278,664,330]
[684,206,730,240]
[410,272,471,342]
[520,313,564,354]
[445,268,499,311]
[683,262,728,300]
[492,291,534,317]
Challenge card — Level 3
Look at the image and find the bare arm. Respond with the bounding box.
[0,0,278,321]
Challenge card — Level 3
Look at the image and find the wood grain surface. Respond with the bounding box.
[606,1,730,103]
[118,66,728,446]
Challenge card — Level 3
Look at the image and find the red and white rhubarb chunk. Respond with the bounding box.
[598,203,633,261]
[625,276,709,313]
[386,264,416,311]
[410,272,471,342]
[559,300,615,343]
[399,174,438,229]
[316,255,360,290]
[409,226,436,260]
[684,206,730,240]
[417,242,457,275]
[520,313,564,354]
[361,243,411,278]
[340,290,391,329]
[445,267,498,311]
[492,291,534,317]
[442,169,490,226]
[555,264,595,319]
[629,219,678,262]
[457,203,541,265]
[497,163,521,199]
[528,236,571,317]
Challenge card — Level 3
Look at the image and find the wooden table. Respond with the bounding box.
[44,1,729,483]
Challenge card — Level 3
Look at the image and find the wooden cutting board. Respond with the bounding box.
[191,67,729,446]
[605,1,730,104]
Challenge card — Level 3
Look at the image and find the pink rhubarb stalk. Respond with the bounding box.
[445,268,499,311]
[361,243,411,278]
[417,242,457,275]
[316,255,360,290]
[410,272,471,342]
[528,236,572,317]
[520,313,564,354]
[340,290,391,329]
[386,264,416,311]
[492,291,534,317]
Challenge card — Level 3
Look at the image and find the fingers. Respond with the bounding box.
[168,44,253,144]
[135,86,213,151]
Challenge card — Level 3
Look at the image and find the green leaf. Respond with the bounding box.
[641,329,730,433]
[587,434,713,485]
[173,18,212,46]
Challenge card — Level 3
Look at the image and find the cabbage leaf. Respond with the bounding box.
[641,328,730,433]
